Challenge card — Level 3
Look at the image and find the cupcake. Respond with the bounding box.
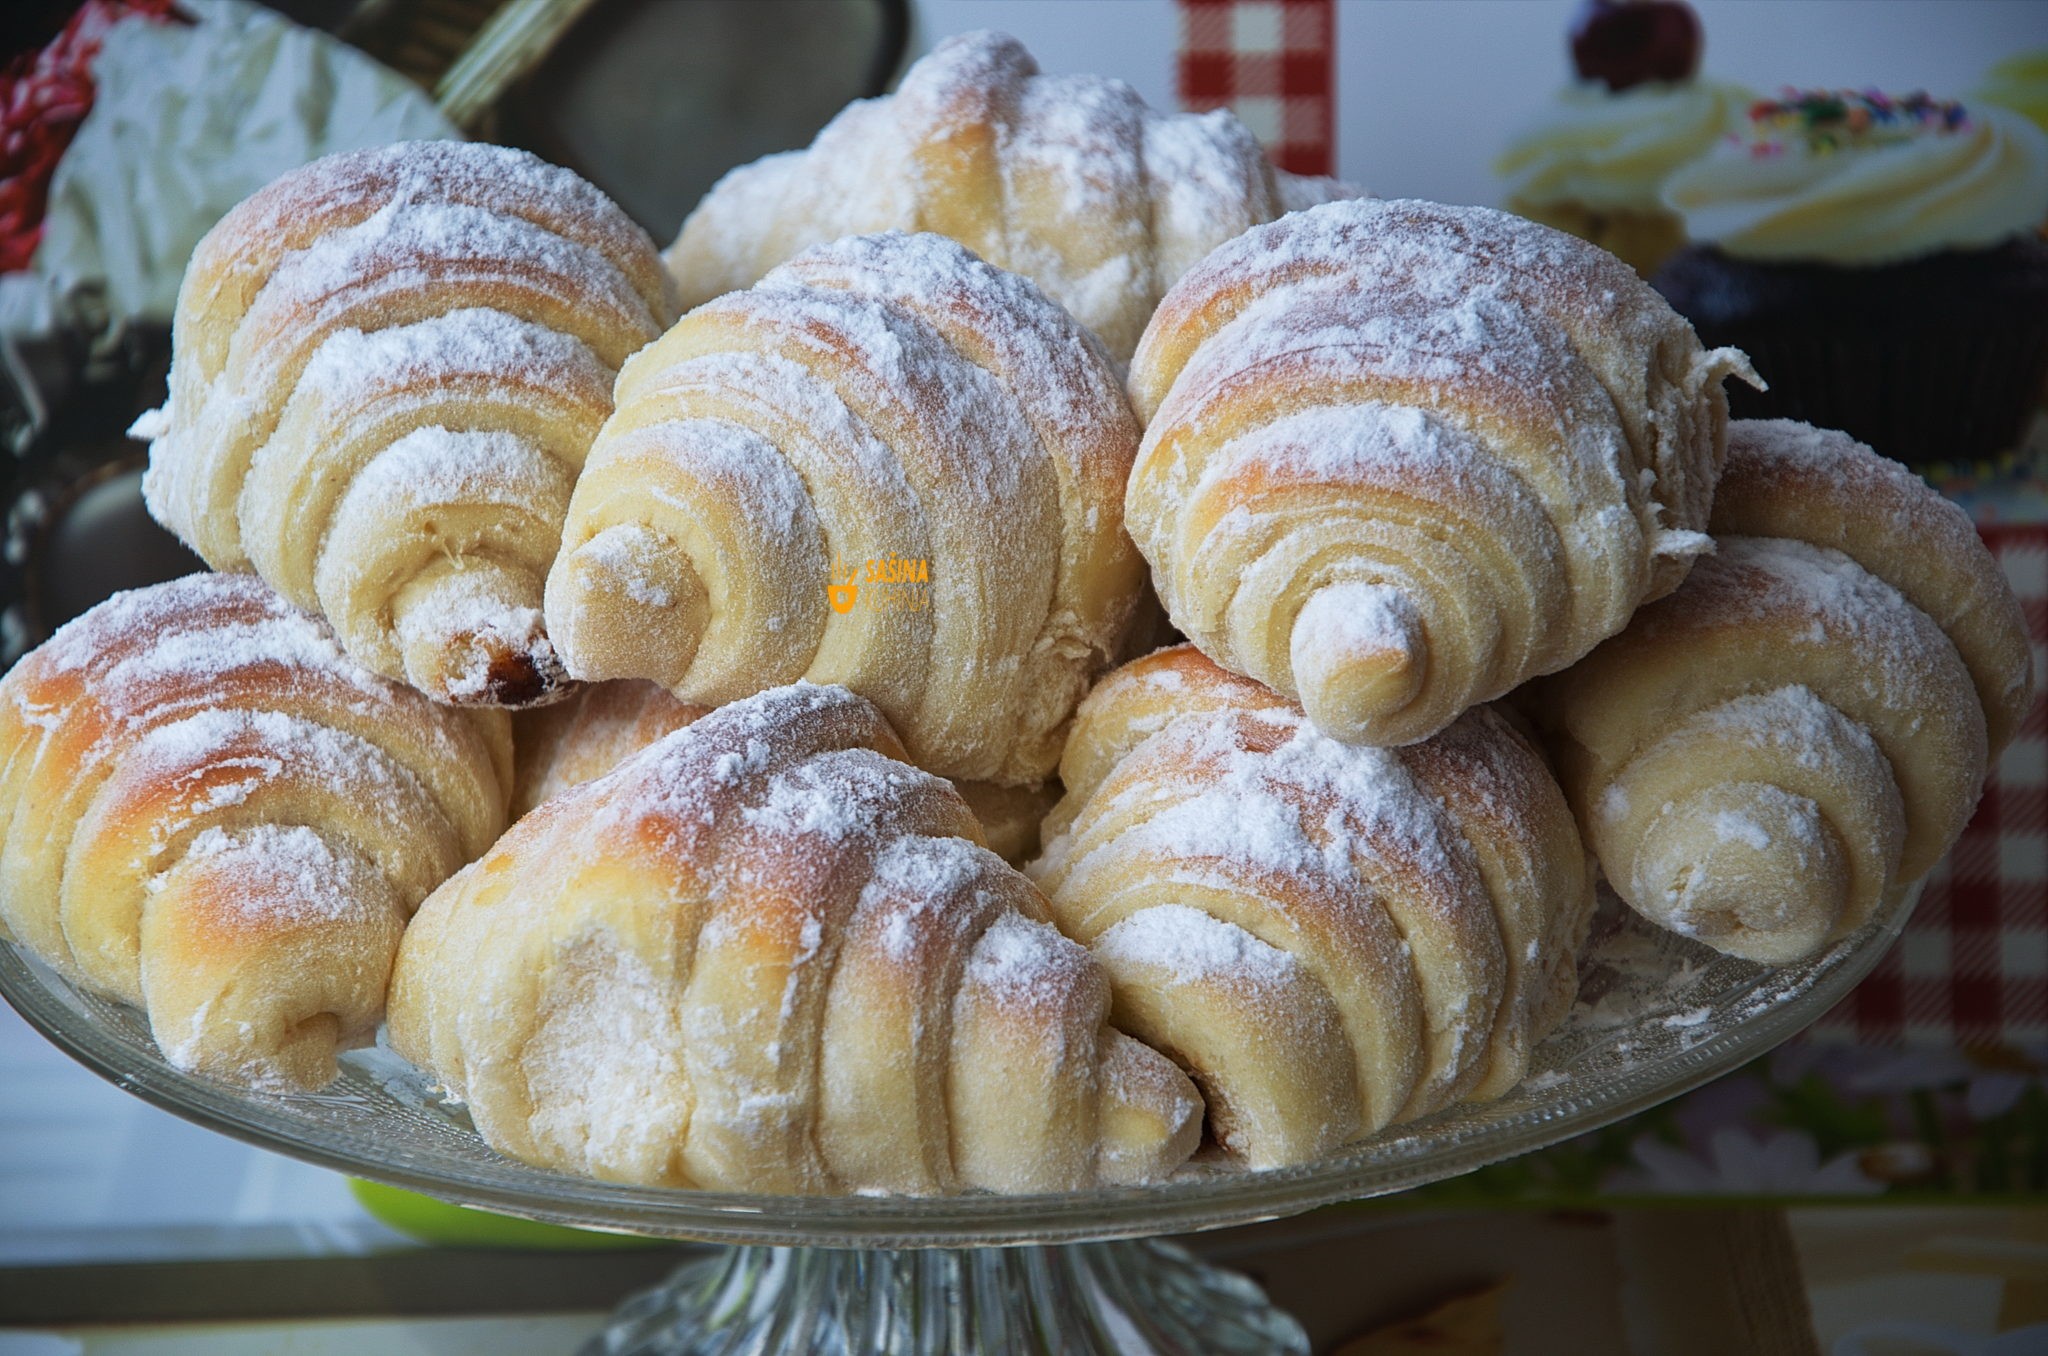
[1974,51,2048,489]
[1978,51,2048,135]
[1497,0,1748,277]
[1655,90,2048,466]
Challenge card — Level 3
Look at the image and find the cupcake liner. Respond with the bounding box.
[1722,313,2048,465]
[1654,242,2048,466]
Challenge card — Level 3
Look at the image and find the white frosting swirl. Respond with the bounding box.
[1665,104,2048,264]
[1497,80,1751,213]
[1977,51,2048,133]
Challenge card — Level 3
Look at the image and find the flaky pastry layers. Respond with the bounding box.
[1030,646,1593,1169]
[0,574,510,1089]
[137,141,678,707]
[665,30,1356,361]
[1127,197,1757,748]
[510,681,1059,864]
[545,230,1146,787]
[508,680,709,821]
[389,683,1201,1194]
[1533,421,2034,963]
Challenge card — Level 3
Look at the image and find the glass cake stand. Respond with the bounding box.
[0,889,1915,1355]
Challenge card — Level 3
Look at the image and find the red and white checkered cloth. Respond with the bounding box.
[1805,522,2048,1049]
[1176,0,1334,176]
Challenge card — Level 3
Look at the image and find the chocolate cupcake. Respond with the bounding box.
[1654,91,2048,466]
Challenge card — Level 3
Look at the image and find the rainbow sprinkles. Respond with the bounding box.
[1737,89,1972,156]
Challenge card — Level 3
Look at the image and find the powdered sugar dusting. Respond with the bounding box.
[170,823,389,927]
[40,575,371,695]
[344,426,571,520]
[863,835,1001,961]
[521,930,688,1179]
[1292,582,1422,708]
[730,272,1037,521]
[781,229,1130,454]
[392,571,551,704]
[1691,537,1965,715]
[296,307,608,411]
[1692,685,1881,774]
[1094,904,1300,987]
[1710,811,1774,851]
[130,705,403,799]
[1128,195,1747,724]
[668,29,1291,359]
[743,765,874,843]
[965,910,1090,1005]
[1107,710,1463,888]
[200,140,672,324]
[260,198,648,344]
[137,141,670,705]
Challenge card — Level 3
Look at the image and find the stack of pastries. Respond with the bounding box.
[0,32,2029,1196]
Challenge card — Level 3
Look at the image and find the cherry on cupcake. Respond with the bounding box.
[1570,0,1703,92]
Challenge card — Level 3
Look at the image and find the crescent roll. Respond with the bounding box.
[389,683,1201,1194]
[1126,197,1757,747]
[664,29,1357,361]
[136,141,678,707]
[1533,420,2035,962]
[1030,646,1594,1168]
[544,229,1146,787]
[0,574,510,1089]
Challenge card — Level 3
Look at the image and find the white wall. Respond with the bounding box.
[916,0,2046,206]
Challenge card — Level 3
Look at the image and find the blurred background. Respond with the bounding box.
[926,0,2043,206]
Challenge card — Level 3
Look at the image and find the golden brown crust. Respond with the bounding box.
[546,230,1145,786]
[1713,420,2035,754]
[1530,421,2027,963]
[171,140,676,398]
[1124,198,1755,748]
[1030,646,1592,1165]
[389,683,1201,1194]
[510,681,707,819]
[141,142,677,707]
[0,574,509,1089]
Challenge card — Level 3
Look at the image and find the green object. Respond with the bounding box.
[349,1179,657,1249]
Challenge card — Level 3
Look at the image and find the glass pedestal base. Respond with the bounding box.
[579,1240,1309,1355]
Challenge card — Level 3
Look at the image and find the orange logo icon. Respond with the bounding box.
[828,556,860,614]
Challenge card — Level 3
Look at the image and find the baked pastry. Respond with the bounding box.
[0,574,511,1090]
[1127,196,1755,747]
[545,230,1146,787]
[950,779,1060,866]
[663,30,1358,361]
[508,680,1056,868]
[1531,420,2035,962]
[134,141,679,707]
[1029,646,1593,1169]
[1656,91,2048,465]
[388,683,1202,1194]
[509,680,707,819]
